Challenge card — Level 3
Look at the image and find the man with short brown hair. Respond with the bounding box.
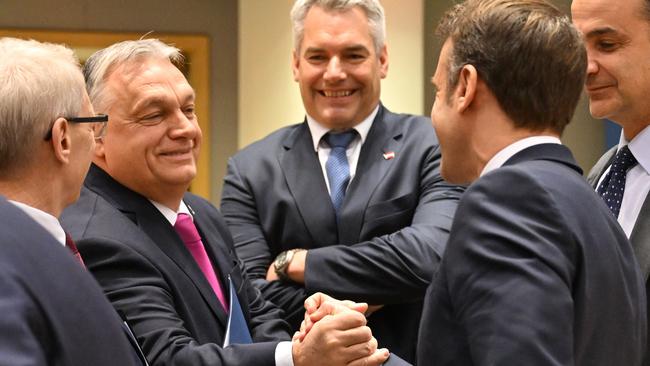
[416,0,646,364]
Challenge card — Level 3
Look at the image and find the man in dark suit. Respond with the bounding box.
[0,37,142,366]
[416,0,646,365]
[572,1,650,363]
[62,38,389,366]
[220,1,463,362]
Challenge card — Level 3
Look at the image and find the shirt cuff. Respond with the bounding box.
[275,341,294,366]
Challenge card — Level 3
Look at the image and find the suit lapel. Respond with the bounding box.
[339,106,404,244]
[631,195,650,280]
[586,146,617,188]
[84,165,229,327]
[189,200,237,303]
[279,122,339,244]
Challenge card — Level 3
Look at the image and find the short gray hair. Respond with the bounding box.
[290,0,386,54]
[83,38,183,113]
[0,37,85,174]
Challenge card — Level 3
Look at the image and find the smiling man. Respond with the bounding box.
[61,39,388,366]
[572,2,650,363]
[220,0,464,362]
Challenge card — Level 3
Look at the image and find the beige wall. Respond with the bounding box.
[238,0,424,148]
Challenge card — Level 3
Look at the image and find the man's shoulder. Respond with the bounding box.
[233,122,305,158]
[61,185,139,240]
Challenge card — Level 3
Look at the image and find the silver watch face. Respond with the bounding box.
[275,251,289,270]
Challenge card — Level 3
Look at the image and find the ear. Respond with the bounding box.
[291,49,300,82]
[378,44,389,79]
[455,64,478,113]
[49,117,71,165]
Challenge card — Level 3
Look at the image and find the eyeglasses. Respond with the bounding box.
[43,114,109,141]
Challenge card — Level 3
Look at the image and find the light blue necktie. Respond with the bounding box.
[324,130,357,217]
[597,145,638,218]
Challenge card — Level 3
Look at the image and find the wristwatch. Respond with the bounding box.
[273,249,303,281]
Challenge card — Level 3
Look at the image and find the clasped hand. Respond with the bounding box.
[291,293,389,366]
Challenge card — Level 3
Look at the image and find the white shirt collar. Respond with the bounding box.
[481,136,562,177]
[150,200,192,226]
[620,125,650,175]
[9,200,66,246]
[306,105,379,152]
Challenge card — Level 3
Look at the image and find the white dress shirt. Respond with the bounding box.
[481,136,562,176]
[596,126,650,237]
[150,200,294,366]
[10,200,66,246]
[307,105,379,194]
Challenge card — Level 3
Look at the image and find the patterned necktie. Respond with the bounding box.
[597,145,638,217]
[324,130,357,216]
[65,232,85,267]
[174,213,228,311]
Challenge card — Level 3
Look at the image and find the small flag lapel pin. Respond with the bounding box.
[383,151,395,160]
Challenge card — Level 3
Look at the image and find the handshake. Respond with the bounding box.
[291,293,394,366]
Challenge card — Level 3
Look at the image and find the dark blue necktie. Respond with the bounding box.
[324,130,357,216]
[597,145,638,217]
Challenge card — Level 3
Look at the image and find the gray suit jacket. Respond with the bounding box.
[221,105,464,362]
[587,146,650,278]
[588,146,650,366]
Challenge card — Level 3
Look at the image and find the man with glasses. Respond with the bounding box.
[61,38,389,366]
[0,37,143,365]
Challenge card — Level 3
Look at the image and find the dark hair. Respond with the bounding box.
[436,0,587,134]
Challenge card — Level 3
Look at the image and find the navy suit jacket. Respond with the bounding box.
[0,195,140,366]
[61,165,292,366]
[417,144,647,366]
[221,105,464,362]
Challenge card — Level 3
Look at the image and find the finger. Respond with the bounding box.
[347,348,390,366]
[310,301,366,324]
[322,324,373,348]
[292,331,301,342]
[304,292,331,313]
[266,264,278,281]
[316,305,368,331]
[339,335,377,361]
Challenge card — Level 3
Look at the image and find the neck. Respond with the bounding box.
[474,119,559,176]
[0,176,63,218]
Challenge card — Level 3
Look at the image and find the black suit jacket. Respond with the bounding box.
[221,105,464,361]
[417,144,647,366]
[0,195,140,366]
[61,165,292,366]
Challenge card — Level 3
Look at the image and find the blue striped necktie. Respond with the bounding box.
[324,130,357,217]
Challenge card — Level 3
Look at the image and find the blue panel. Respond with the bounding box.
[605,119,621,150]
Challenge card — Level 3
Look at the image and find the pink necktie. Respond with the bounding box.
[65,232,85,267]
[174,213,228,311]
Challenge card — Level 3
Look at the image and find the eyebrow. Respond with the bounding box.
[303,44,370,54]
[584,26,618,39]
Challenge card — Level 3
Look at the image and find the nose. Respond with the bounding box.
[323,57,346,83]
[169,110,201,140]
[585,52,599,77]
